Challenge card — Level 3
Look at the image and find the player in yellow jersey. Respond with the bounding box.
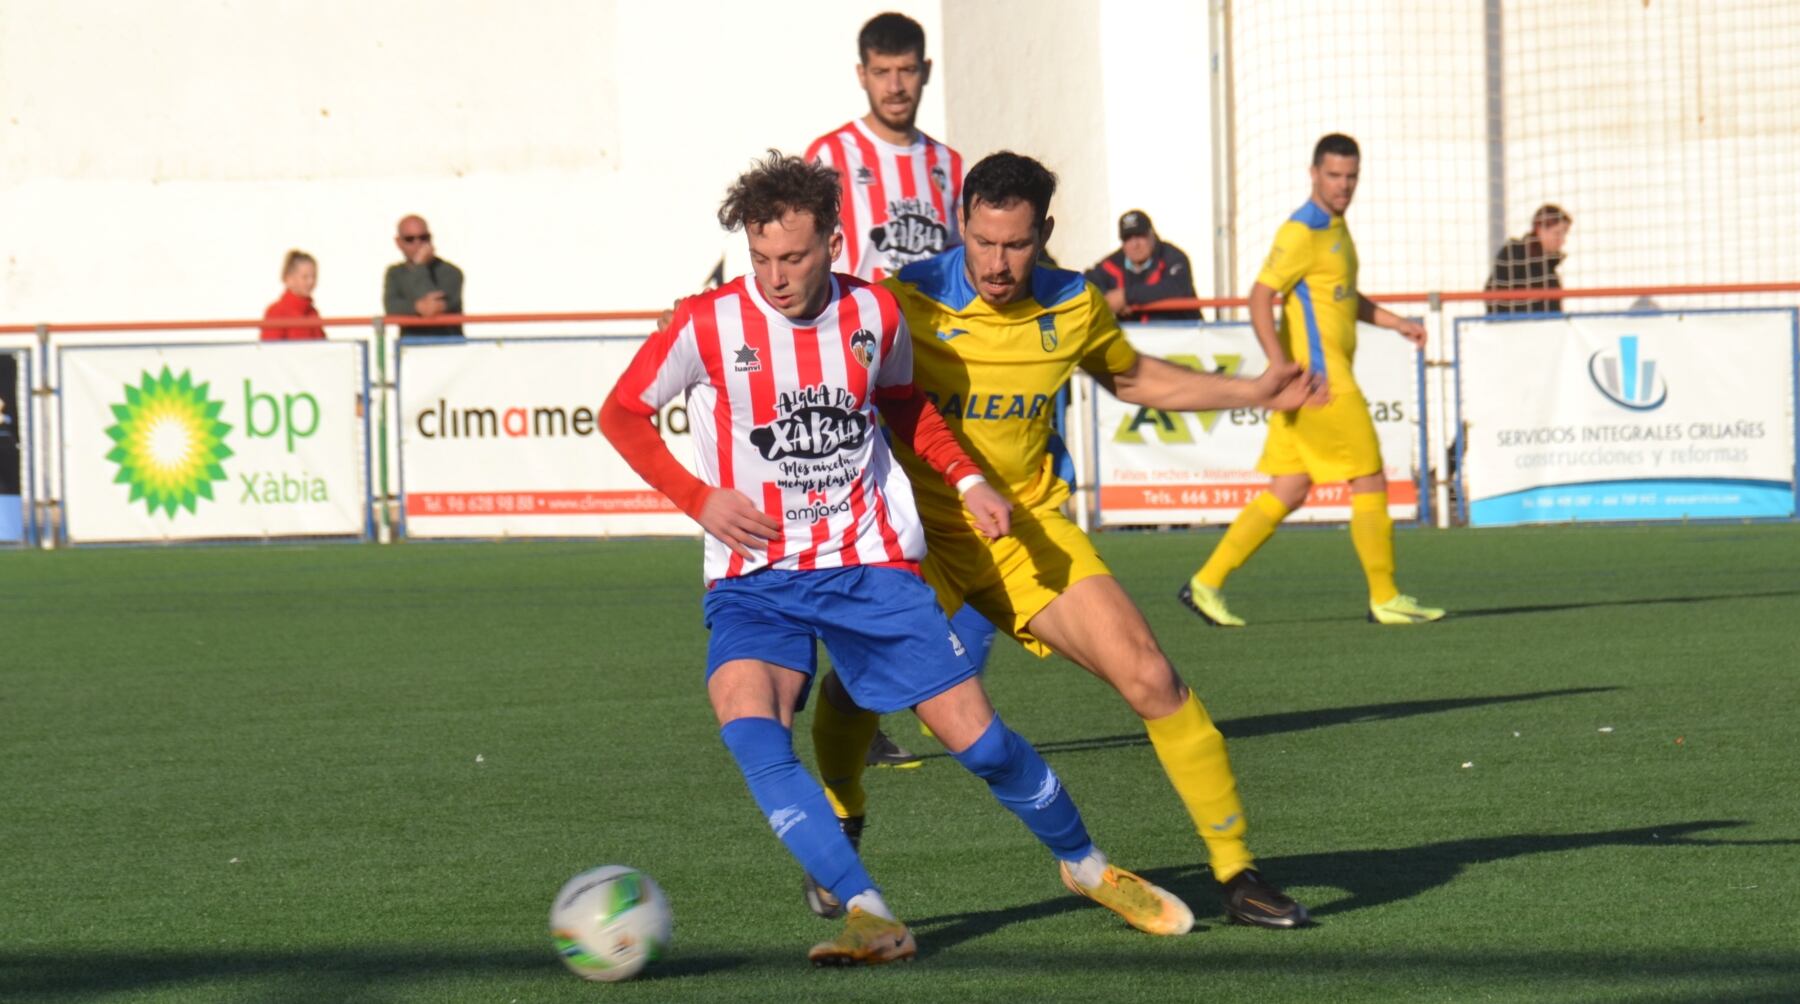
[1182,133,1445,628]
[806,151,1319,929]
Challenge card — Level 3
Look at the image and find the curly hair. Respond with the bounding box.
[962,151,1058,231]
[717,149,841,236]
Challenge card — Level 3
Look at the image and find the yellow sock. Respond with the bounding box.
[1196,491,1290,589]
[811,680,880,819]
[1143,690,1254,883]
[1351,490,1399,604]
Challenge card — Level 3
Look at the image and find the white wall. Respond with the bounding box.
[0,0,945,328]
[2,0,1226,328]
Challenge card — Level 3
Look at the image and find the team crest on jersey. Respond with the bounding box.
[931,165,950,192]
[751,385,870,461]
[855,165,876,185]
[1038,316,1059,352]
[734,344,762,373]
[870,197,949,265]
[849,328,877,368]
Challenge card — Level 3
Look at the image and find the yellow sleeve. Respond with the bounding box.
[1077,283,1140,379]
[1254,220,1314,294]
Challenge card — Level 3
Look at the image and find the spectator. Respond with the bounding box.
[1485,204,1571,314]
[1085,210,1200,322]
[384,215,464,336]
[260,250,323,341]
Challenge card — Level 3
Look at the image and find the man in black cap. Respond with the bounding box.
[1086,210,1201,322]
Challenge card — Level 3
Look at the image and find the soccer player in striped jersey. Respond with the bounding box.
[1182,133,1445,628]
[806,11,994,773]
[808,151,1321,930]
[805,12,963,284]
[600,151,1195,966]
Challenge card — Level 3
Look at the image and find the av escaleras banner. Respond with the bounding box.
[1457,310,1798,526]
[60,342,370,543]
[397,338,698,538]
[1093,322,1424,525]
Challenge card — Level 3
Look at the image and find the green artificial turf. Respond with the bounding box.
[3,524,1798,1002]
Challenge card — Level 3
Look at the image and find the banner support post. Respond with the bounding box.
[32,323,54,549]
[373,316,392,544]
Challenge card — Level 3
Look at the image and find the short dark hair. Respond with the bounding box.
[859,12,926,63]
[962,152,1058,232]
[1312,133,1360,165]
[718,149,841,236]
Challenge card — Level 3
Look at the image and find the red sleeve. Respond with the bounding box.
[874,385,983,488]
[599,390,711,519]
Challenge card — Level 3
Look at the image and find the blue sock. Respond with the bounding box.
[950,605,999,675]
[950,715,1094,861]
[719,717,876,907]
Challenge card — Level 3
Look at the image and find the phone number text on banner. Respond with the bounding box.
[398,338,696,538]
[1457,309,1798,526]
[1093,322,1423,525]
[60,342,369,543]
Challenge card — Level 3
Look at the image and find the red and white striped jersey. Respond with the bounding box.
[805,119,964,282]
[613,274,926,584]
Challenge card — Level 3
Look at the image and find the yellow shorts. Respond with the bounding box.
[1257,388,1384,483]
[919,486,1111,658]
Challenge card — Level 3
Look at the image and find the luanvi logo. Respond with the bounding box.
[103,367,234,516]
[1588,335,1668,411]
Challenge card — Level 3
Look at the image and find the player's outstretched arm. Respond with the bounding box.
[1097,354,1322,414]
[1358,294,1427,348]
[599,391,779,559]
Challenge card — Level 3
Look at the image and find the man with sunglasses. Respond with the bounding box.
[383,215,465,337]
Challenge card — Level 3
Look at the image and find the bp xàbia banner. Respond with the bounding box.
[1092,322,1423,525]
[1,350,28,543]
[60,343,369,543]
[397,338,698,538]
[1457,310,1798,526]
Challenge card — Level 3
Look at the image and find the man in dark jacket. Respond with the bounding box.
[1485,204,1571,315]
[1086,210,1201,322]
[384,215,465,337]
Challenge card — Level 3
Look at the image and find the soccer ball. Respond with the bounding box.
[549,865,673,982]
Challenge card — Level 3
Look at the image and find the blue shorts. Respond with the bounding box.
[702,566,976,715]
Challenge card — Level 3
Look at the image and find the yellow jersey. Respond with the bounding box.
[883,247,1138,519]
[1256,200,1361,393]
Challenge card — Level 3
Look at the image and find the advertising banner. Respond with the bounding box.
[397,338,698,538]
[1093,322,1424,525]
[2,350,27,543]
[61,342,369,543]
[1457,310,1798,526]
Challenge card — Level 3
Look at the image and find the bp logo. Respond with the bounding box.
[1589,334,1667,411]
[103,367,233,516]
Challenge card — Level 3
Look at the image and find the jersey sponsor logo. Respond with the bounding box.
[786,496,853,522]
[733,344,762,373]
[935,327,968,341]
[869,197,949,264]
[1038,316,1059,352]
[751,385,871,460]
[925,390,1053,422]
[849,328,877,368]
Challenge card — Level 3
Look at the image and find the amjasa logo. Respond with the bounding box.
[1588,334,1668,411]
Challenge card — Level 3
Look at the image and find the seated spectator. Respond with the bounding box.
[260,250,323,341]
[1485,204,1571,314]
[1085,210,1200,322]
[384,215,465,337]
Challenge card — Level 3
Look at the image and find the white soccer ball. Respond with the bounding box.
[549,865,673,982]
